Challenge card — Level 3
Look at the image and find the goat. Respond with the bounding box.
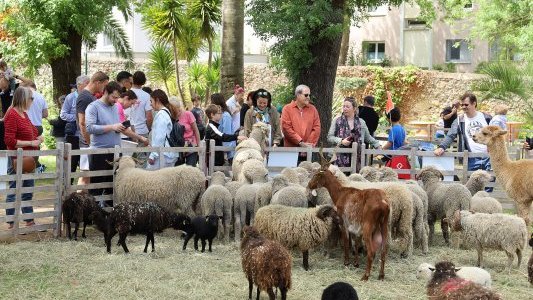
[307,148,390,281]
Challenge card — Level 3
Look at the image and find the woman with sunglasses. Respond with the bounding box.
[327,97,381,173]
[243,88,282,147]
[3,87,43,230]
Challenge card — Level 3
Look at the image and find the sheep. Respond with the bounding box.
[62,191,107,240]
[473,126,533,227]
[114,156,205,217]
[232,122,269,181]
[183,215,221,252]
[470,191,503,214]
[359,166,380,182]
[417,166,471,245]
[321,282,358,300]
[298,161,321,174]
[200,171,233,241]
[254,204,340,271]
[241,226,291,300]
[94,202,191,253]
[254,180,273,213]
[527,233,533,285]
[238,158,268,183]
[330,165,413,258]
[234,175,269,242]
[449,210,528,271]
[347,173,367,182]
[270,174,308,208]
[426,261,501,300]
[465,170,492,196]
[416,262,492,288]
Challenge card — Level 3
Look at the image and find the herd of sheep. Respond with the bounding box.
[59,124,533,299]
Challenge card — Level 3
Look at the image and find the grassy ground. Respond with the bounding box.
[0,227,531,300]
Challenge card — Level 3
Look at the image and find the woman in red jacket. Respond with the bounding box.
[3,86,44,230]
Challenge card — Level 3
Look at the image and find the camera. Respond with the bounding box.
[122,120,131,129]
[527,137,532,150]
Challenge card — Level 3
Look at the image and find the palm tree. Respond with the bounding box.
[177,18,204,66]
[220,0,244,98]
[187,62,207,98]
[141,0,186,100]
[147,43,175,94]
[189,0,222,101]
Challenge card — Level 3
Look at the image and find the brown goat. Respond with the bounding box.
[308,152,390,281]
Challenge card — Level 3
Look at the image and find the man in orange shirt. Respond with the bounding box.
[281,84,321,161]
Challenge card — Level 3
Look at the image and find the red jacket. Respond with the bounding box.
[3,108,38,150]
[281,100,321,147]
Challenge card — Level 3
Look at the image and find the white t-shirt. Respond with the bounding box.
[27,90,48,126]
[226,95,240,132]
[464,112,488,153]
[130,88,152,135]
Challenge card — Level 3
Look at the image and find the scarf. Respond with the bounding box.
[254,107,270,124]
[335,115,362,170]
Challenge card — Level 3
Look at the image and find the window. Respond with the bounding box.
[102,35,112,47]
[464,1,473,9]
[367,6,378,12]
[405,19,427,29]
[365,42,385,62]
[445,39,471,63]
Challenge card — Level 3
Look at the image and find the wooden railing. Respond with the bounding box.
[1,140,531,239]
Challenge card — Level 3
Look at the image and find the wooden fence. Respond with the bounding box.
[1,140,531,239]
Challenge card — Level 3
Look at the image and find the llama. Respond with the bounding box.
[473,126,533,227]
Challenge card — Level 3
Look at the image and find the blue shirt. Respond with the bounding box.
[60,91,79,136]
[388,124,406,150]
[220,111,235,159]
[148,108,178,161]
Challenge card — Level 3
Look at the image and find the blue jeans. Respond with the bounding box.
[467,157,494,192]
[5,159,34,224]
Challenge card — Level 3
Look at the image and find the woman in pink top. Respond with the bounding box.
[170,96,200,166]
[116,90,138,122]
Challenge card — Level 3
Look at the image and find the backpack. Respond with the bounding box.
[163,109,185,147]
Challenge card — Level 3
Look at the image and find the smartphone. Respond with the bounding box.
[122,120,131,129]
[527,137,532,150]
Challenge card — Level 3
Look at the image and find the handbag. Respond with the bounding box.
[13,156,37,174]
[385,155,411,179]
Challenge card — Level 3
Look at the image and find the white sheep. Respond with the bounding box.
[232,122,269,181]
[254,204,340,270]
[416,262,492,288]
[417,166,471,246]
[449,210,528,271]
[114,156,205,216]
[465,170,492,196]
[234,175,269,242]
[200,171,233,241]
[271,174,308,208]
[237,159,268,183]
[470,191,503,214]
[347,173,368,182]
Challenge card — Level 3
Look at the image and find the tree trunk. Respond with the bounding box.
[297,1,345,145]
[205,36,213,104]
[50,29,82,106]
[338,14,351,66]
[172,36,185,100]
[220,0,244,99]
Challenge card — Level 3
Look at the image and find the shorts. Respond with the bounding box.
[80,147,90,171]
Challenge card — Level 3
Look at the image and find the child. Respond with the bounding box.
[489,104,508,130]
[204,104,246,166]
[383,108,406,150]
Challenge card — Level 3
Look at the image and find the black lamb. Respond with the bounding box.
[183,214,221,252]
[321,282,358,300]
[94,202,191,253]
[62,191,106,240]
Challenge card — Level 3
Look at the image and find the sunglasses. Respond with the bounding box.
[256,91,270,97]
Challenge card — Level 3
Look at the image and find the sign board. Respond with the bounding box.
[422,156,455,181]
[267,152,299,176]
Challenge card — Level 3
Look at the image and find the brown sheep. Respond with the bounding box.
[241,226,291,300]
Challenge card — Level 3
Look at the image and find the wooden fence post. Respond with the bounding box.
[158,147,164,169]
[350,142,358,173]
[112,146,120,205]
[54,143,65,237]
[208,139,215,177]
[12,148,23,236]
[409,147,417,179]
[360,143,366,169]
[462,151,469,183]
[198,141,206,176]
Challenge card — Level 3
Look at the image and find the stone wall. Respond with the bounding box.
[35,58,523,122]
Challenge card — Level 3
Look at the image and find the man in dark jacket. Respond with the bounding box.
[358,95,379,136]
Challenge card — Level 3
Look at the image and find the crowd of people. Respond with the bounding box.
[1,59,532,228]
